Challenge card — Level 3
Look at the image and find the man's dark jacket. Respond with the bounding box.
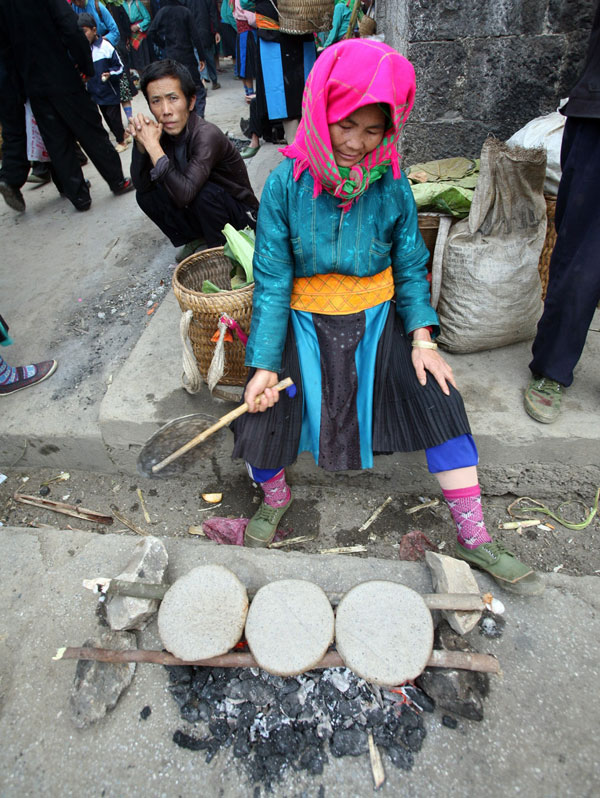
[182,0,218,49]
[0,0,93,98]
[131,112,259,211]
[147,0,205,81]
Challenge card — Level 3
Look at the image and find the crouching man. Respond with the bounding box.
[129,59,259,258]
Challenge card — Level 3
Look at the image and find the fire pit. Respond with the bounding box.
[167,661,433,787]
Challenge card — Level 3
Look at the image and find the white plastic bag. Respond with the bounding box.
[506,110,566,196]
[25,100,50,162]
[435,138,546,353]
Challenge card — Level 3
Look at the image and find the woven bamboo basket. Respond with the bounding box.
[173,248,253,387]
[278,0,334,34]
[539,195,557,300]
[359,15,376,36]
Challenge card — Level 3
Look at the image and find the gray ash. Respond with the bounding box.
[166,663,434,787]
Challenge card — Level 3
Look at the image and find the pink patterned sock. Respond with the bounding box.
[261,469,291,508]
[443,485,492,550]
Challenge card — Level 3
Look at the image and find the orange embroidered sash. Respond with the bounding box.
[290,267,394,315]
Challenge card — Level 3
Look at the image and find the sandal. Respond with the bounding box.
[244,495,293,548]
[456,540,545,596]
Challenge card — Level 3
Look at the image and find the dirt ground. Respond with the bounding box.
[1,465,598,578]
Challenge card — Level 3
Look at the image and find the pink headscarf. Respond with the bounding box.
[281,39,416,210]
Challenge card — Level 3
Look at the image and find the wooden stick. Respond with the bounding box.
[55,646,500,674]
[151,377,294,473]
[110,506,148,536]
[13,493,113,525]
[89,578,488,612]
[368,733,386,789]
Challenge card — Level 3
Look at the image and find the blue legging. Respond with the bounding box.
[247,433,479,482]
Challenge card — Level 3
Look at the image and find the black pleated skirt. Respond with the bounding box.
[231,303,471,472]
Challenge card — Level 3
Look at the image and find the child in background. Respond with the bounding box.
[77,13,130,153]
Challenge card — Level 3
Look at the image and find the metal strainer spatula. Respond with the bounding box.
[136,377,294,478]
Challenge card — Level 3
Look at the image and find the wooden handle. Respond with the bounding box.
[152,377,294,473]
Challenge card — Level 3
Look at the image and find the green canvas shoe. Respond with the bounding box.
[244,495,293,548]
[524,376,563,424]
[456,541,545,596]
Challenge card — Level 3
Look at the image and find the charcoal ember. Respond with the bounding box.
[330,729,368,757]
[205,738,221,763]
[173,730,208,751]
[299,746,326,775]
[233,729,251,757]
[386,744,414,770]
[280,678,300,695]
[181,701,202,723]
[442,715,458,729]
[319,681,341,707]
[403,685,435,712]
[140,705,151,720]
[165,664,193,684]
[225,678,275,707]
[372,725,395,748]
[237,702,257,729]
[263,754,287,778]
[337,698,362,718]
[247,754,266,782]
[397,704,420,729]
[315,717,333,741]
[416,668,489,722]
[345,683,361,700]
[209,717,231,742]
[402,725,426,753]
[280,693,303,718]
[479,611,506,638]
[365,707,385,727]
[272,725,301,755]
[190,667,211,694]
[168,683,193,708]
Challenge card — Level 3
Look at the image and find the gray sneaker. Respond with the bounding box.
[524,376,563,424]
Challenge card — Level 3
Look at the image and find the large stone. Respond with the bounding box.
[158,564,248,661]
[425,551,481,635]
[335,581,433,687]
[244,579,334,677]
[70,630,137,728]
[106,536,168,631]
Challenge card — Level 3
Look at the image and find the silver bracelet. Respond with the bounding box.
[411,340,438,350]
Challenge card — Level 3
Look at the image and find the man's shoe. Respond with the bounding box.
[112,178,135,195]
[0,181,26,212]
[176,238,206,262]
[27,171,51,185]
[212,81,221,90]
[240,145,260,159]
[456,541,545,596]
[0,360,57,396]
[524,375,563,424]
[244,495,293,548]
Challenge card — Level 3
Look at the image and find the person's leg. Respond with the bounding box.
[99,104,126,145]
[203,41,219,85]
[136,185,202,246]
[0,66,29,210]
[46,89,128,193]
[186,181,255,246]
[28,94,92,210]
[526,117,600,421]
[244,463,293,547]
[426,435,544,595]
[0,353,57,395]
[193,81,207,118]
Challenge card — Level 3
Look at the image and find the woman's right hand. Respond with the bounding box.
[244,369,280,413]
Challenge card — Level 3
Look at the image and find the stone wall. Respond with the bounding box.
[377,0,596,163]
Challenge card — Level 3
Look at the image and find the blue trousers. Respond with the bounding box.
[529,117,600,386]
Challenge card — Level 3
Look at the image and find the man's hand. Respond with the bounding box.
[199,60,206,72]
[215,32,221,44]
[244,369,280,413]
[128,112,163,158]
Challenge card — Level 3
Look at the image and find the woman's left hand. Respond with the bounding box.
[412,347,457,396]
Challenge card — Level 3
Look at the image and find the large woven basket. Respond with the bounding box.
[538,195,557,300]
[278,0,334,33]
[173,248,253,386]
